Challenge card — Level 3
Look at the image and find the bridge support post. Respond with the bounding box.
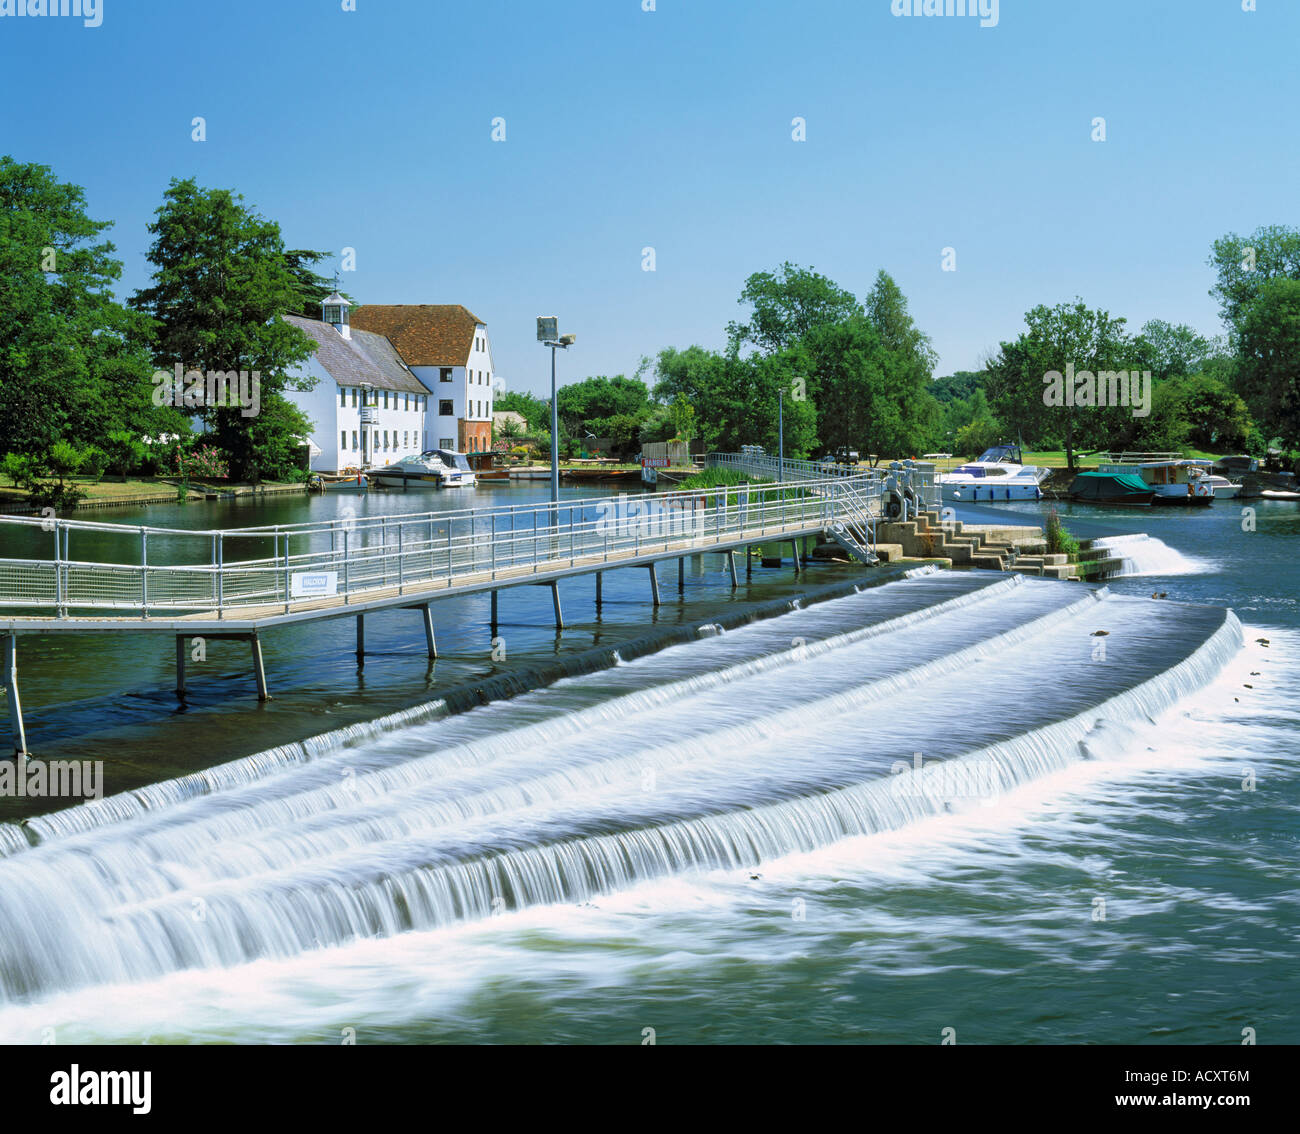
[648,563,661,607]
[490,590,498,627]
[728,550,738,589]
[595,571,602,610]
[355,615,365,668]
[790,540,802,574]
[250,634,270,701]
[550,581,564,629]
[420,604,437,659]
[746,546,752,579]
[678,557,685,593]
[175,635,186,696]
[3,635,27,760]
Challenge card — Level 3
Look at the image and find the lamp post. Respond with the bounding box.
[537,317,575,510]
[778,386,785,484]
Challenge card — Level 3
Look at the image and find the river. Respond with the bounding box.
[0,485,1295,1044]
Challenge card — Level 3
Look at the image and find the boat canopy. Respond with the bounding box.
[1070,471,1152,499]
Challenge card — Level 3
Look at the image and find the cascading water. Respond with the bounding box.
[1092,533,1208,577]
[0,570,1242,1013]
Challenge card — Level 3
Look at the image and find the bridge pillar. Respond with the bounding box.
[728,550,738,590]
[355,614,365,668]
[175,635,186,696]
[490,589,498,627]
[420,604,437,659]
[790,540,802,574]
[678,557,685,593]
[648,563,661,607]
[595,571,603,610]
[250,635,270,701]
[550,581,564,629]
[746,546,752,579]
[3,635,28,760]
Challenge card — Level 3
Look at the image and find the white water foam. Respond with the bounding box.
[1093,533,1209,577]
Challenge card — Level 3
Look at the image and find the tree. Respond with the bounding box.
[0,156,158,458]
[1134,319,1217,380]
[131,179,317,481]
[930,370,985,403]
[494,391,550,432]
[555,374,652,435]
[984,300,1138,468]
[865,270,938,376]
[1236,277,1300,449]
[1209,225,1300,333]
[727,262,862,355]
[284,249,356,319]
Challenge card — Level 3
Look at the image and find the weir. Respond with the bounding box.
[0,569,1241,1009]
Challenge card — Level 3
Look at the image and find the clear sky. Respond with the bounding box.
[2,0,1296,397]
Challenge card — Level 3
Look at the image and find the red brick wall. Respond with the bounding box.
[458,419,492,453]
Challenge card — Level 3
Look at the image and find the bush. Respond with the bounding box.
[1044,508,1080,558]
[46,440,84,486]
[81,445,109,482]
[104,430,146,481]
[2,452,34,488]
[26,481,85,511]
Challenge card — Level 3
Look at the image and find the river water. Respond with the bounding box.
[0,486,1296,1044]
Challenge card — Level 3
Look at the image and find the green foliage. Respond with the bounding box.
[2,452,34,487]
[1236,277,1300,449]
[1209,225,1300,333]
[675,467,771,491]
[46,439,83,485]
[727,262,862,355]
[81,445,108,482]
[668,393,696,442]
[130,178,317,481]
[930,370,985,403]
[984,299,1139,468]
[555,375,653,435]
[0,156,159,459]
[103,430,146,481]
[495,391,550,432]
[1044,509,1080,559]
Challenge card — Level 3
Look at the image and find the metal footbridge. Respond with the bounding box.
[0,457,936,755]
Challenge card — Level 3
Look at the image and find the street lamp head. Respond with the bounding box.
[558,333,576,347]
[537,316,558,342]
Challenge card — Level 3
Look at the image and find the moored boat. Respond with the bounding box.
[1068,471,1157,505]
[370,449,477,489]
[938,444,1048,502]
[1096,458,1214,506]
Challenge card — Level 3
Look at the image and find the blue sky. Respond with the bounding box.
[2,0,1297,397]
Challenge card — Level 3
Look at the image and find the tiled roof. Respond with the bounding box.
[284,314,426,394]
[351,328,427,393]
[349,305,483,368]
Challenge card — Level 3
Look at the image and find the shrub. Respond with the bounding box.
[81,445,109,482]
[2,452,34,488]
[1044,508,1080,558]
[46,440,84,486]
[104,430,146,481]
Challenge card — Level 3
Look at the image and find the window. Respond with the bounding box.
[440,368,453,382]
[372,430,378,450]
[339,389,347,407]
[341,430,347,450]
[440,437,454,449]
[383,390,389,409]
[404,394,409,412]
[439,399,453,416]
[352,430,358,450]
[352,388,358,408]
[403,431,409,447]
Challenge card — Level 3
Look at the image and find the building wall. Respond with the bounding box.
[285,364,427,473]
[413,325,495,452]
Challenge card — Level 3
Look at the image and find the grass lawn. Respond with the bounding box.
[0,476,306,508]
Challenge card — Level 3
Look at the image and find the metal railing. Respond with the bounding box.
[707,452,940,514]
[0,474,884,622]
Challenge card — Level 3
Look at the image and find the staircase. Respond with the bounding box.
[822,480,880,565]
[872,510,1079,579]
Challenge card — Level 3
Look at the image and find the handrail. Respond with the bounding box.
[0,471,887,620]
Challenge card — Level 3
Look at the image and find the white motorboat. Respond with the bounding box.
[938,444,1049,502]
[370,449,477,489]
[1196,472,1240,499]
